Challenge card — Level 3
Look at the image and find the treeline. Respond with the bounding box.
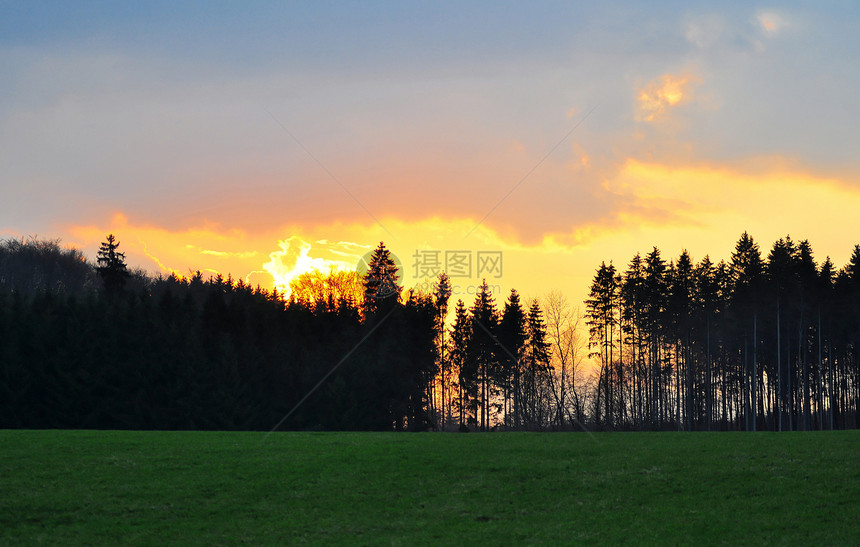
[585,233,860,431]
[427,280,586,431]
[4,233,859,432]
[287,262,588,431]
[0,238,437,430]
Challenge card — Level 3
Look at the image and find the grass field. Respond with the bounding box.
[1,430,858,544]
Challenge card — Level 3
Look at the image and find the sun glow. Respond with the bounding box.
[62,159,860,322]
[66,213,375,298]
[585,158,860,269]
[262,237,356,297]
[636,73,699,122]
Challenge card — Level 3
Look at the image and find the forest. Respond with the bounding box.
[1,233,858,431]
[585,233,860,431]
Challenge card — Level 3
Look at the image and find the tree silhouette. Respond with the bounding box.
[466,280,498,430]
[524,299,551,429]
[579,232,860,432]
[694,255,719,430]
[498,289,527,428]
[6,233,860,432]
[0,237,95,295]
[449,299,471,430]
[544,291,586,429]
[586,261,619,427]
[433,273,453,428]
[96,234,130,297]
[362,242,401,317]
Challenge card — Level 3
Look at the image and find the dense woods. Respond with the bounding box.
[1,233,859,431]
[0,238,436,430]
[585,233,860,431]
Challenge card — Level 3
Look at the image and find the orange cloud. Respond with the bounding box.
[68,213,274,284]
[564,142,591,172]
[63,212,549,300]
[590,158,860,267]
[756,10,789,36]
[68,213,385,298]
[196,248,260,259]
[57,158,860,337]
[636,73,700,122]
[263,236,361,297]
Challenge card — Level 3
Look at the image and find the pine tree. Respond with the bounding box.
[433,272,452,428]
[795,240,818,430]
[767,236,796,430]
[585,261,619,427]
[818,256,835,430]
[449,299,472,429]
[96,234,130,297]
[400,290,438,431]
[466,280,499,430]
[362,242,401,317]
[714,260,733,428]
[498,289,527,428]
[669,250,695,430]
[731,232,764,430]
[525,299,551,429]
[841,245,860,427]
[694,255,719,430]
[621,253,646,427]
[643,249,667,428]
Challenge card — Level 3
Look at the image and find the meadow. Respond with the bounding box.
[1,430,858,544]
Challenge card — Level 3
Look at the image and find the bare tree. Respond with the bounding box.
[544,291,588,428]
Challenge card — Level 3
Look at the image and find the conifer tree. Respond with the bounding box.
[498,289,527,428]
[669,250,695,430]
[433,272,453,428]
[449,299,472,429]
[524,299,551,429]
[643,248,668,428]
[96,234,130,297]
[694,255,719,430]
[767,236,796,430]
[620,253,646,427]
[466,279,499,430]
[362,242,401,317]
[586,261,620,427]
[732,232,764,430]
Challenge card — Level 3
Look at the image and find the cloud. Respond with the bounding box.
[0,40,629,248]
[596,158,860,265]
[64,212,375,296]
[61,211,545,298]
[48,155,860,340]
[636,73,700,122]
[262,236,360,296]
[67,213,266,278]
[755,10,789,36]
[195,248,260,259]
[684,15,725,48]
[571,142,590,169]
[7,3,860,292]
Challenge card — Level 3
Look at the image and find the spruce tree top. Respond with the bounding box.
[96,234,130,295]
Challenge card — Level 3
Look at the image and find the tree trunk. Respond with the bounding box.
[752,314,757,432]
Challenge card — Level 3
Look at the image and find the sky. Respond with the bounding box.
[3,1,860,310]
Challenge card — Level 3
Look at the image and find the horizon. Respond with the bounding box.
[3,2,860,308]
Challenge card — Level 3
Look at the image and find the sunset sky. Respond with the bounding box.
[3,2,860,309]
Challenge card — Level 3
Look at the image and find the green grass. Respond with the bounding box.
[1,430,858,544]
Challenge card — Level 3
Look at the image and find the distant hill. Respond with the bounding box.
[0,237,97,295]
